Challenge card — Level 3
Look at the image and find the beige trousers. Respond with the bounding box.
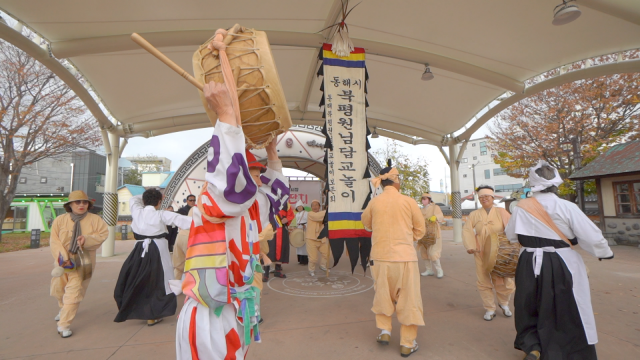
[306,239,329,272]
[418,236,442,261]
[371,261,424,347]
[474,254,515,312]
[376,314,418,348]
[51,271,89,330]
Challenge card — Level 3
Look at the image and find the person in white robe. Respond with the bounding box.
[505,161,613,360]
[293,200,308,264]
[114,190,192,325]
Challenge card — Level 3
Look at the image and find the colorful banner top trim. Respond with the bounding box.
[322,43,365,68]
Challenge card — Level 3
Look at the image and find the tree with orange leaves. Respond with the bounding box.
[489,53,640,198]
[0,40,101,241]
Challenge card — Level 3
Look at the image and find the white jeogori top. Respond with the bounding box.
[505,192,613,258]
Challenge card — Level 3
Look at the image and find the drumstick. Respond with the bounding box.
[131,32,204,91]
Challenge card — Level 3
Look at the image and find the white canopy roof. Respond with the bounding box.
[1,0,639,146]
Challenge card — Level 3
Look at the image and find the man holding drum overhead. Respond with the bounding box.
[129,25,290,359]
[175,82,289,359]
[462,185,515,321]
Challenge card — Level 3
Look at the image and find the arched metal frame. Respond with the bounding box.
[160,126,382,208]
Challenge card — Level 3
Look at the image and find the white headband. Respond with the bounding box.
[529,160,563,192]
[478,188,494,197]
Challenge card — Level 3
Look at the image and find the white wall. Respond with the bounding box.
[117,188,133,216]
[28,203,44,231]
[601,174,640,217]
[457,138,525,196]
[142,173,169,187]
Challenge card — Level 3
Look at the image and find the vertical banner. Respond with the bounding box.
[318,43,372,273]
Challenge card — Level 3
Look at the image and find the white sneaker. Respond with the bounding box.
[500,304,513,317]
[54,312,60,321]
[58,329,72,338]
[309,271,315,277]
[435,267,444,279]
[420,269,434,276]
[319,266,327,271]
[484,311,496,321]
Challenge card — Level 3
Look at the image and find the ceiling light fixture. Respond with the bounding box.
[371,127,379,138]
[553,0,582,26]
[421,64,434,81]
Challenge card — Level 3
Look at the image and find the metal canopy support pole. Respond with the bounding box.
[448,140,462,243]
[102,132,120,257]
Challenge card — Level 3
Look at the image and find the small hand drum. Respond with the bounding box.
[491,234,520,278]
[289,228,306,248]
[72,247,93,281]
[419,220,438,247]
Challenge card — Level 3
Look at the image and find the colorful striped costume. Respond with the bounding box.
[176,121,288,360]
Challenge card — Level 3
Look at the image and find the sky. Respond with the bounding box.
[120,122,492,193]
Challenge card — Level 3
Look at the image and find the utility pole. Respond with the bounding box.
[573,137,585,211]
[469,161,479,209]
[444,167,449,206]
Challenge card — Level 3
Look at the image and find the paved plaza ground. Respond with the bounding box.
[1,231,639,360]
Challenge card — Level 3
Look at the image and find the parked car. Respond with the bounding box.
[435,202,451,211]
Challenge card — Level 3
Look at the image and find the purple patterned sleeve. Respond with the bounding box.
[204,122,258,216]
[207,135,221,173]
[259,170,291,228]
[224,153,258,204]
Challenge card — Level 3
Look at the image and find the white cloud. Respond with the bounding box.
[121,129,213,170]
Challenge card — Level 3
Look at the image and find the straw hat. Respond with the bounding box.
[65,190,94,205]
[422,193,432,199]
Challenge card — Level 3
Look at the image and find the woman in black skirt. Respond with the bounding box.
[505,162,614,360]
[114,189,192,325]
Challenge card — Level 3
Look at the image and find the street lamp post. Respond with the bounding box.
[469,161,480,209]
[572,137,585,211]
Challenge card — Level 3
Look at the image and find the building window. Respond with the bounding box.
[462,158,468,163]
[472,143,476,147]
[19,177,27,184]
[463,174,468,178]
[613,181,640,216]
[484,169,490,179]
[2,206,27,231]
[480,141,488,156]
[40,177,47,184]
[464,190,468,193]
[495,184,523,192]
[493,168,507,176]
[473,156,477,160]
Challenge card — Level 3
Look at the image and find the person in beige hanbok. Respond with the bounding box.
[49,190,109,338]
[418,193,444,278]
[462,185,514,321]
[361,165,425,358]
[305,200,328,276]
